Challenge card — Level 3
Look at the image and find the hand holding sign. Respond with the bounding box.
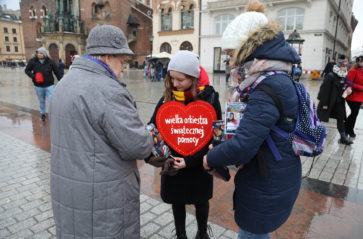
[156,101,217,156]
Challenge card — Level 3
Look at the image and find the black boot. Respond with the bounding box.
[175,229,188,239]
[41,114,46,121]
[195,225,212,239]
[339,135,353,145]
[348,130,356,138]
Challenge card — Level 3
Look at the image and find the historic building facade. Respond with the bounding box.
[200,0,357,72]
[0,6,26,64]
[151,0,200,56]
[20,0,153,67]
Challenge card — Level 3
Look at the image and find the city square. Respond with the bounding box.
[0,68,363,238]
[1,0,363,238]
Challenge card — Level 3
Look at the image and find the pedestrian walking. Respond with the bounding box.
[146,50,222,239]
[224,56,231,82]
[345,55,363,137]
[49,25,153,239]
[322,59,336,77]
[57,59,65,79]
[317,59,353,145]
[25,47,61,121]
[203,1,303,238]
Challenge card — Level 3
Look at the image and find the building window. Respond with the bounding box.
[277,8,304,31]
[4,27,8,33]
[40,6,47,18]
[6,46,10,52]
[180,41,193,51]
[15,46,18,52]
[160,42,172,53]
[12,28,16,34]
[215,14,235,35]
[5,36,9,42]
[92,2,111,20]
[29,6,37,19]
[161,8,172,31]
[181,5,194,30]
[13,37,17,42]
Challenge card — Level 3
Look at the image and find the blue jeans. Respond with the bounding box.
[237,228,269,239]
[34,85,54,114]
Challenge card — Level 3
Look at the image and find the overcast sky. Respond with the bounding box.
[1,0,362,50]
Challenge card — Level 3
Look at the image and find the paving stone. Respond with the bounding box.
[154,212,174,225]
[140,194,149,203]
[0,217,16,230]
[147,234,165,239]
[2,198,28,210]
[140,202,152,213]
[146,197,161,206]
[30,230,54,239]
[186,213,196,225]
[150,203,171,214]
[0,228,11,237]
[157,222,175,238]
[7,229,34,239]
[48,226,56,235]
[38,202,52,212]
[0,208,23,221]
[30,218,54,233]
[14,208,41,221]
[7,218,37,234]
[0,189,19,200]
[35,210,53,222]
[223,229,238,238]
[140,222,161,238]
[21,199,45,211]
[140,212,157,226]
[209,223,226,238]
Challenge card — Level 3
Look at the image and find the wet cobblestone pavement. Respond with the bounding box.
[1,68,363,238]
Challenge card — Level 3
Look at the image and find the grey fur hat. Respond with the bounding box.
[167,51,200,78]
[87,25,134,55]
[37,47,48,57]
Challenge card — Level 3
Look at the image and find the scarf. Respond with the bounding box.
[332,65,348,78]
[172,86,205,102]
[229,59,292,102]
[83,55,117,78]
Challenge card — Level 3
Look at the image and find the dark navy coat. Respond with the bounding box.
[207,31,301,234]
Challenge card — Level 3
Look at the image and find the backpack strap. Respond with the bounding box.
[256,84,286,121]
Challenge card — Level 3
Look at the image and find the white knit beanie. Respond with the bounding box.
[37,47,48,57]
[167,51,200,78]
[221,11,268,50]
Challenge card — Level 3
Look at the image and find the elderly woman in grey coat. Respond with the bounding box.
[49,25,153,239]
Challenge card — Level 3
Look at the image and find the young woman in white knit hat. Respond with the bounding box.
[146,50,222,239]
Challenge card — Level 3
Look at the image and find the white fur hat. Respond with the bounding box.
[221,11,268,50]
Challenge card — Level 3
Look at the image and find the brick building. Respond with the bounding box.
[20,0,153,67]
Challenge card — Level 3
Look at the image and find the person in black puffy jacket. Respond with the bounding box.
[25,47,61,121]
[204,1,302,238]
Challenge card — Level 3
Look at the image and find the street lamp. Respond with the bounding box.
[286,29,305,56]
[149,35,154,58]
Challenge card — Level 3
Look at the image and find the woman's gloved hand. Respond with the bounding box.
[160,158,179,176]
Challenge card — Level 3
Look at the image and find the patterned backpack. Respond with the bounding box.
[255,71,326,159]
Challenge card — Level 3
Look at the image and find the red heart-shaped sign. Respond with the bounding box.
[156,100,217,156]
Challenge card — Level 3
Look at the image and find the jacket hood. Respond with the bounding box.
[235,21,301,65]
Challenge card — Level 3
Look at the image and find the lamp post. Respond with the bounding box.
[286,29,305,56]
[149,35,154,58]
[332,0,342,59]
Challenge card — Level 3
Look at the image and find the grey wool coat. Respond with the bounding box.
[49,57,153,239]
